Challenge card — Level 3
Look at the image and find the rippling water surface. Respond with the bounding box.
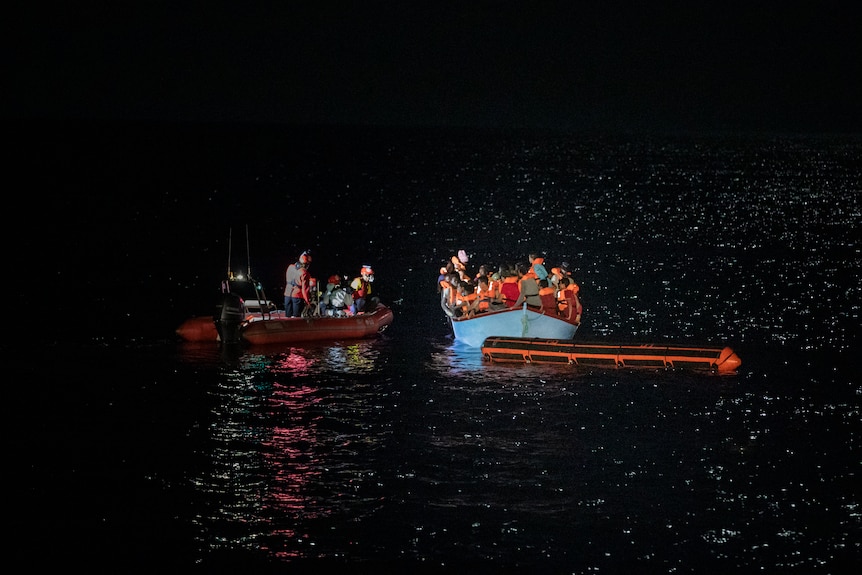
[13,126,860,573]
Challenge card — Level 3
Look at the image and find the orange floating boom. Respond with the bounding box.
[481,337,741,374]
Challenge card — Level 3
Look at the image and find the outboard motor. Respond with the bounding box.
[215,292,246,345]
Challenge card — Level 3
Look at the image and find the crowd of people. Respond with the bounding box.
[280,249,583,322]
[283,251,378,318]
[437,251,582,322]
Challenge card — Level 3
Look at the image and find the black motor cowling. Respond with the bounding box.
[215,292,246,345]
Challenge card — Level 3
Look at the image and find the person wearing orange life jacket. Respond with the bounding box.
[457,279,479,317]
[438,263,454,292]
[537,278,558,313]
[548,266,565,291]
[559,263,579,300]
[528,253,549,282]
[473,274,501,312]
[513,261,542,308]
[450,253,470,282]
[488,272,504,305]
[557,276,583,322]
[284,250,312,317]
[559,261,575,287]
[438,273,460,317]
[350,265,375,313]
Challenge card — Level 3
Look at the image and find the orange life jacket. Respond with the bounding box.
[459,291,478,313]
[439,279,458,308]
[558,290,583,322]
[475,283,496,310]
[476,282,495,300]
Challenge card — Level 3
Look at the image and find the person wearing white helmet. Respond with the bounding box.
[350,264,375,314]
[284,250,312,317]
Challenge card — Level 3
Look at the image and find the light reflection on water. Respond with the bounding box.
[174,327,859,571]
[190,339,397,562]
[167,133,860,571]
[178,326,860,570]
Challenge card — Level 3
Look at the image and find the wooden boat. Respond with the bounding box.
[481,337,742,374]
[448,303,579,348]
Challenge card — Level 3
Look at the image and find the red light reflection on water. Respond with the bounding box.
[258,383,328,559]
[197,343,385,562]
[271,351,317,374]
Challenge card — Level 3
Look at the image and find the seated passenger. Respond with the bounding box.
[304,276,320,317]
[319,275,340,315]
[499,267,521,307]
[548,266,565,290]
[321,275,354,316]
[537,278,558,312]
[475,274,503,312]
[473,264,491,283]
[488,272,504,307]
[557,277,582,322]
[351,265,375,313]
[457,279,479,317]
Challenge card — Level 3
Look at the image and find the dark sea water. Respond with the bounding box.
[10,124,861,573]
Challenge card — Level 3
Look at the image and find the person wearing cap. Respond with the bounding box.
[350,265,375,313]
[284,251,312,317]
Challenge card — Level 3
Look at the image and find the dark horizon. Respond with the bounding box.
[8,3,860,135]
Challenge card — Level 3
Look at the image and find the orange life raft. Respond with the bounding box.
[481,337,741,374]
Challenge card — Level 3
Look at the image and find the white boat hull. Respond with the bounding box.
[449,304,578,348]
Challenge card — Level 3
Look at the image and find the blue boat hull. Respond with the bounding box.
[450,304,578,348]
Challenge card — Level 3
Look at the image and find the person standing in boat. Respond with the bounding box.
[528,253,549,282]
[350,265,375,313]
[284,251,312,317]
[513,261,542,308]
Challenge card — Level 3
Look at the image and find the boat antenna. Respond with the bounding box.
[245,223,252,279]
[222,227,234,293]
[227,227,233,279]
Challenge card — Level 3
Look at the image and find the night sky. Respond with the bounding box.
[8,2,860,134]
